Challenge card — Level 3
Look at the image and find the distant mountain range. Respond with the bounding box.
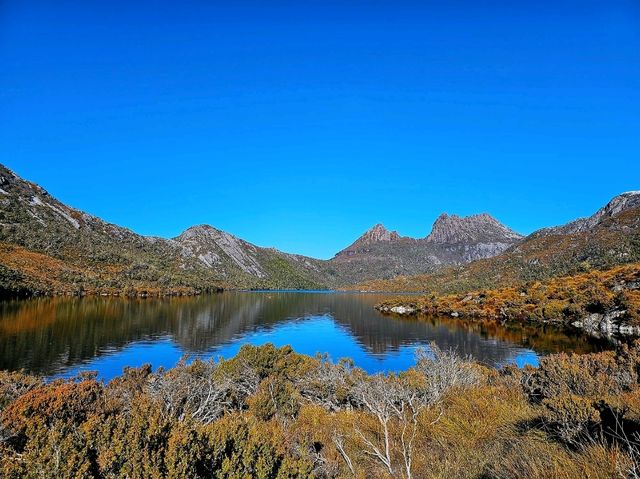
[331,213,522,285]
[353,191,640,293]
[0,163,638,296]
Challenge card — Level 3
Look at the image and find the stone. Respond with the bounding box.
[390,306,415,315]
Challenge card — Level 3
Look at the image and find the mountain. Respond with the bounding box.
[173,224,331,289]
[0,164,328,295]
[0,165,222,296]
[5,163,635,297]
[328,213,523,285]
[0,164,527,295]
[351,192,640,293]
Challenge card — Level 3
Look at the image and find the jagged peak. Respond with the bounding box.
[335,223,402,256]
[358,223,401,243]
[426,212,522,244]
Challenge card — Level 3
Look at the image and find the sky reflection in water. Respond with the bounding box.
[0,292,609,382]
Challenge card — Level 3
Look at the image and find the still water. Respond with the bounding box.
[0,291,611,381]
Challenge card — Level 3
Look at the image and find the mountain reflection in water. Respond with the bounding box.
[0,292,611,380]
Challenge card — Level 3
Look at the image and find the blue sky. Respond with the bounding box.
[1,0,639,259]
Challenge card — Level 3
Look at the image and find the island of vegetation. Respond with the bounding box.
[377,262,640,338]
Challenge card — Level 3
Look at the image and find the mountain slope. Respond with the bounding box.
[0,165,224,295]
[0,165,329,295]
[173,225,333,289]
[351,193,640,293]
[5,163,634,297]
[335,224,404,257]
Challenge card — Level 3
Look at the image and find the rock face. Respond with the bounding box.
[426,213,522,244]
[177,225,267,278]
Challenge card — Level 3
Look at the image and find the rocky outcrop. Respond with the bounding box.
[426,213,522,244]
[377,304,417,315]
[177,225,266,278]
[572,310,640,337]
[335,224,403,257]
[330,214,523,285]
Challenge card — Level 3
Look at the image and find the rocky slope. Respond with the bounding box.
[541,191,640,235]
[0,165,329,295]
[173,225,332,290]
[0,165,222,296]
[335,223,403,257]
[426,212,522,244]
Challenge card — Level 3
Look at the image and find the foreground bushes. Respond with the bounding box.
[1,343,640,478]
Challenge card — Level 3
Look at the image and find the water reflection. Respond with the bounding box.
[0,292,612,380]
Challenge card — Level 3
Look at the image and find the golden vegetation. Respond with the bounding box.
[377,262,640,329]
[0,242,215,298]
[1,343,640,478]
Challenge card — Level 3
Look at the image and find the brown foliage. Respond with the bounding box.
[1,344,639,478]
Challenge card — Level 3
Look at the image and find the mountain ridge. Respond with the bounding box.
[350,192,640,293]
[1,163,637,296]
[329,212,524,284]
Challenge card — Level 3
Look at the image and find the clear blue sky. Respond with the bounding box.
[1,1,639,259]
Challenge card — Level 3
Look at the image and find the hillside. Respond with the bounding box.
[0,165,329,295]
[173,225,333,290]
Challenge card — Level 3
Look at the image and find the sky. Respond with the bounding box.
[1,0,639,259]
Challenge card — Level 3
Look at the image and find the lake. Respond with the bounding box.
[0,291,611,381]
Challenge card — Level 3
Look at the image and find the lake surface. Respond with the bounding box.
[0,291,612,381]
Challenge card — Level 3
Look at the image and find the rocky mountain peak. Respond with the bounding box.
[175,224,267,278]
[426,213,522,244]
[177,224,220,240]
[362,223,401,243]
[335,223,401,257]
